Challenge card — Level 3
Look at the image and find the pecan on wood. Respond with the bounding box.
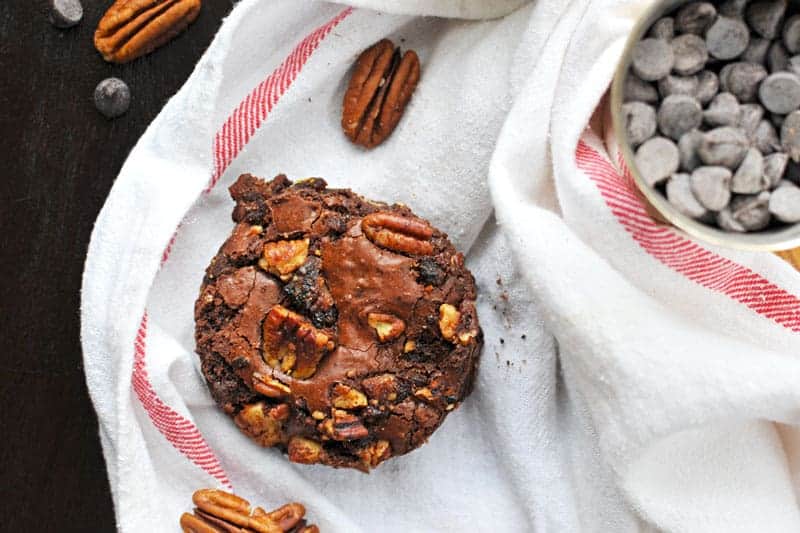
[94,0,201,64]
[180,489,319,533]
[341,39,420,148]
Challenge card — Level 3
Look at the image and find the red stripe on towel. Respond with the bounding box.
[132,313,233,489]
[134,7,353,487]
[575,139,800,332]
[207,7,352,191]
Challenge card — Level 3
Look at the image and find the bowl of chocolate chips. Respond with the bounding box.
[612,0,800,251]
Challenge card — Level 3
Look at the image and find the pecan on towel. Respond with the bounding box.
[341,39,420,148]
[180,489,319,533]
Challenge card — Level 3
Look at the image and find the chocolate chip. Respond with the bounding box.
[729,192,773,230]
[675,2,717,35]
[624,0,800,233]
[788,55,800,76]
[667,172,709,218]
[658,74,699,98]
[49,0,82,28]
[759,72,800,113]
[706,17,750,60]
[691,166,733,210]
[767,41,790,72]
[232,357,250,370]
[739,103,765,139]
[763,152,789,188]
[624,74,659,104]
[678,129,704,171]
[282,256,338,328]
[695,70,720,104]
[780,110,800,161]
[671,34,709,75]
[731,147,765,193]
[650,17,675,40]
[719,62,767,103]
[658,94,703,139]
[717,207,747,231]
[622,102,657,146]
[741,37,771,64]
[632,38,675,81]
[704,92,741,127]
[753,118,781,154]
[697,126,749,168]
[785,159,800,181]
[746,0,788,39]
[719,0,748,18]
[769,183,800,221]
[783,15,800,55]
[415,258,446,287]
[635,137,680,186]
[93,77,130,119]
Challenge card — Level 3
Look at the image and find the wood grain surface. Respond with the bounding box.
[0,2,233,530]
[776,248,800,270]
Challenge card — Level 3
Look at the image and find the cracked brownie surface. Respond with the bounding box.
[194,174,482,471]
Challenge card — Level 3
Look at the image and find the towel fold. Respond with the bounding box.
[81,1,800,531]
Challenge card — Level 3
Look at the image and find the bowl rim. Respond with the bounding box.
[610,0,800,252]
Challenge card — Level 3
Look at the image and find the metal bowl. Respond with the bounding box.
[610,0,800,251]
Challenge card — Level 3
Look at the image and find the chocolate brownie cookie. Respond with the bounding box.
[194,174,482,471]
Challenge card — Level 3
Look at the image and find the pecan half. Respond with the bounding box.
[180,489,317,533]
[342,39,420,148]
[95,0,201,64]
[262,305,334,379]
[361,212,433,255]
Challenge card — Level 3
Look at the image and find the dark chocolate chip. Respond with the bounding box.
[50,0,82,28]
[94,78,130,119]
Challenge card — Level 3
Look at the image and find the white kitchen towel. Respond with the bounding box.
[80,0,800,531]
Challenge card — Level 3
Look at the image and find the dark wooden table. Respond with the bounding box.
[1,2,234,530]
